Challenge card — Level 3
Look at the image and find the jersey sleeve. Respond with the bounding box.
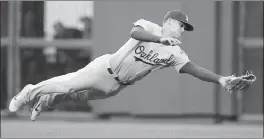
[172,49,191,73]
[133,19,156,33]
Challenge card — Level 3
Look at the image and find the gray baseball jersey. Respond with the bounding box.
[109,19,190,83]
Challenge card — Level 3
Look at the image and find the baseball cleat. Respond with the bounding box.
[30,95,48,121]
[9,84,33,112]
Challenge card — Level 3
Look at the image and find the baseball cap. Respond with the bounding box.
[163,10,194,31]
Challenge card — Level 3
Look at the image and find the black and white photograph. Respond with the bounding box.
[1,1,263,138]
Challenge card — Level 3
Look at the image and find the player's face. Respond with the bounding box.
[163,19,185,38]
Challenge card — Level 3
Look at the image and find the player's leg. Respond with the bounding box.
[34,89,109,110]
[9,54,120,112]
[30,87,121,121]
[8,70,78,112]
[8,73,84,112]
[27,58,109,100]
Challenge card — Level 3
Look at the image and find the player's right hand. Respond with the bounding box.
[159,37,182,46]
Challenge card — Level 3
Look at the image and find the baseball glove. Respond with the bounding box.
[225,71,257,93]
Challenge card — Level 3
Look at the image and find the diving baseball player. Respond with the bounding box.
[9,10,233,121]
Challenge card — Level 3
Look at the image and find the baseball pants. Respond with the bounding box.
[28,54,125,103]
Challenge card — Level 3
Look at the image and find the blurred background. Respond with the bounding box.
[1,1,263,138]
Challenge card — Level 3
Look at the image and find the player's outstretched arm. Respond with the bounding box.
[179,61,231,87]
[130,27,181,46]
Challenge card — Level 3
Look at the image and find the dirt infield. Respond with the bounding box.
[1,119,263,138]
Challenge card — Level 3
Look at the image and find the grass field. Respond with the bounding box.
[1,119,263,138]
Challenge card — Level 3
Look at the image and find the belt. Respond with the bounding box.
[107,68,133,86]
